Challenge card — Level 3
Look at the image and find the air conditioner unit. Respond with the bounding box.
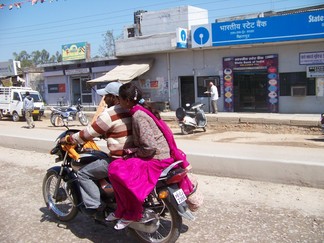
[291,86,306,96]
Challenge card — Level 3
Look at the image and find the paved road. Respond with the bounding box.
[0,115,323,189]
[0,146,323,243]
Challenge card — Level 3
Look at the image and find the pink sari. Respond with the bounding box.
[108,105,194,221]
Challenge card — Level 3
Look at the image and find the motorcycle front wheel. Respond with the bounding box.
[78,113,89,126]
[50,113,57,126]
[42,170,78,222]
[132,199,182,243]
[51,114,64,127]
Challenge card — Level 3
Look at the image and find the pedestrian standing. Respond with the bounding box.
[23,91,35,128]
[205,81,219,113]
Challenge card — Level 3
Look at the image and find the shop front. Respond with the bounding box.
[70,75,92,105]
[223,54,279,113]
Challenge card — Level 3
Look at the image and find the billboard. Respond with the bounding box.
[62,42,87,61]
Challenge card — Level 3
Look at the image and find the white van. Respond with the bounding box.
[0,86,45,122]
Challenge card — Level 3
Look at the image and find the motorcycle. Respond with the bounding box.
[50,98,89,127]
[176,102,207,135]
[42,128,195,243]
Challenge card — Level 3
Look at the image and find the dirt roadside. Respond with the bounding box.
[171,123,324,148]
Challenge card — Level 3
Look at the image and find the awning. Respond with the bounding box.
[87,59,153,84]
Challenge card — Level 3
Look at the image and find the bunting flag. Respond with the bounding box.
[14,2,21,8]
[0,0,63,10]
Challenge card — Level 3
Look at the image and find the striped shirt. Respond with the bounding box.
[71,104,133,158]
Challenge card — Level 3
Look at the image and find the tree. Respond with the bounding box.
[31,49,50,65]
[13,51,33,68]
[98,30,117,57]
[13,49,62,67]
[49,51,62,63]
[55,51,62,62]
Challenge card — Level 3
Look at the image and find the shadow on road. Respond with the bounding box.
[39,207,139,242]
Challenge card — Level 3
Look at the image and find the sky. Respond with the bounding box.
[0,0,323,61]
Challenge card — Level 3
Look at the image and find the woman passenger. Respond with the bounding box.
[105,82,193,230]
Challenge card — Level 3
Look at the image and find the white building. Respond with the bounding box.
[41,5,324,113]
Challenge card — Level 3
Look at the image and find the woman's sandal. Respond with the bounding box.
[114,218,133,230]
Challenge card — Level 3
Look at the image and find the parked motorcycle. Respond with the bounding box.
[42,128,195,243]
[50,98,89,127]
[176,102,207,135]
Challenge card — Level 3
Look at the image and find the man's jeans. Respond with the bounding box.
[77,158,112,209]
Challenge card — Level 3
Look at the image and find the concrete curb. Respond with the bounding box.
[44,107,321,127]
[187,153,324,189]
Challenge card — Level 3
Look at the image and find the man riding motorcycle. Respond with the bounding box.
[60,81,133,217]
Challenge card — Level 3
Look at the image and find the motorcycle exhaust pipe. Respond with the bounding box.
[128,209,159,233]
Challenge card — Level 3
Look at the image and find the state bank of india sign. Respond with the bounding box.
[211,10,324,46]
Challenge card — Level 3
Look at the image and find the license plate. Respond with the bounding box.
[173,189,187,204]
[32,110,39,114]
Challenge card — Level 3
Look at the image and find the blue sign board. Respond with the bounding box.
[212,10,324,46]
[176,28,188,48]
[191,24,212,48]
[193,27,210,45]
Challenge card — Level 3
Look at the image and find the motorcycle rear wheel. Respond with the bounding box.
[131,199,182,243]
[78,113,89,126]
[42,170,78,222]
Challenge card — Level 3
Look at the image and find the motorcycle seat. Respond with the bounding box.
[54,107,69,112]
[186,111,196,118]
[54,107,77,112]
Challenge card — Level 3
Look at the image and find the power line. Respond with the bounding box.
[0,0,321,55]
[0,0,297,37]
[0,1,317,44]
[0,0,188,31]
